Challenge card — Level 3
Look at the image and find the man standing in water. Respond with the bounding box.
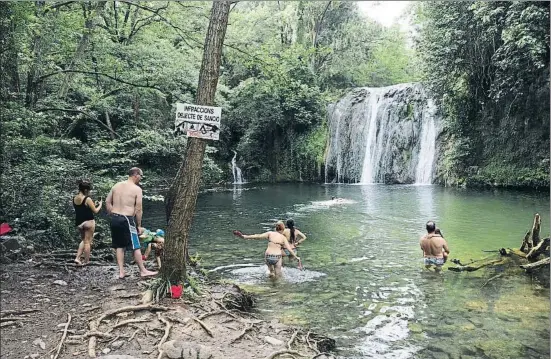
[420,221,450,272]
[106,167,157,279]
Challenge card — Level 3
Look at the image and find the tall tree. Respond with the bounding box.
[162,0,231,283]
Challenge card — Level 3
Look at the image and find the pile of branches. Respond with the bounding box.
[448,213,549,273]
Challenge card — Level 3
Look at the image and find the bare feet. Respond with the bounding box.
[119,272,129,279]
[74,259,83,266]
[140,270,158,278]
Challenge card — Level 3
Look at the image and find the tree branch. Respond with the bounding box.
[35,70,164,93]
[35,108,119,138]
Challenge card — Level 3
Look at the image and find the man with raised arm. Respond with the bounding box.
[420,220,450,272]
[105,167,157,279]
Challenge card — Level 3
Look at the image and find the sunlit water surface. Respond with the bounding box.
[144,184,550,359]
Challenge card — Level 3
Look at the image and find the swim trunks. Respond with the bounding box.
[265,254,282,265]
[110,213,140,250]
[424,257,445,266]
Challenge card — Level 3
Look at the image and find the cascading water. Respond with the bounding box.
[325,83,440,184]
[360,89,382,184]
[415,99,437,184]
[231,151,245,184]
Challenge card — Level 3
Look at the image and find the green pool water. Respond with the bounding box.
[144,184,550,358]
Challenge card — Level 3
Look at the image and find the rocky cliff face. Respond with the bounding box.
[325,83,442,184]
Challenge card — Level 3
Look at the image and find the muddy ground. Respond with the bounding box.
[0,260,335,359]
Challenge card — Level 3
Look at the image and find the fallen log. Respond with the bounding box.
[520,257,550,270]
[448,259,508,272]
[526,237,550,260]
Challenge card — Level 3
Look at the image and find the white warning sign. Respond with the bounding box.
[174,103,222,140]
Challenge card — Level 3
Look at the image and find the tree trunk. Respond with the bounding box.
[162,0,231,284]
[0,2,21,102]
[520,213,541,252]
[58,2,105,99]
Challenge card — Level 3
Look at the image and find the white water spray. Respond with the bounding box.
[415,99,437,184]
[231,151,244,184]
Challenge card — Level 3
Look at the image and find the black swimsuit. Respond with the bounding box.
[74,196,94,226]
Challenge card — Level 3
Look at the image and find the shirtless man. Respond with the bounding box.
[105,167,157,279]
[419,221,450,272]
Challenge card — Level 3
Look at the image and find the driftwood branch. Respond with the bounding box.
[0,309,40,317]
[448,259,507,272]
[53,313,72,359]
[526,237,550,260]
[190,316,213,337]
[156,312,172,359]
[520,257,550,270]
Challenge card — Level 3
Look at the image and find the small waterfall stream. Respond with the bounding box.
[415,99,437,184]
[231,151,245,184]
[325,83,440,184]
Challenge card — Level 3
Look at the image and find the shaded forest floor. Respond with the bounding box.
[0,261,334,359]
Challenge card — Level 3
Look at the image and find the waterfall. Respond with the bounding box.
[415,99,437,184]
[360,89,382,184]
[325,83,440,184]
[231,151,244,184]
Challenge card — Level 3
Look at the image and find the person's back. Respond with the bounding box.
[421,234,446,258]
[266,231,287,253]
[109,180,141,216]
[420,221,450,271]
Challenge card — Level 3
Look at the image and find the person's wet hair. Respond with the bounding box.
[426,221,436,233]
[331,196,336,200]
[435,228,444,238]
[128,167,143,177]
[286,218,295,243]
[275,221,285,232]
[78,180,91,194]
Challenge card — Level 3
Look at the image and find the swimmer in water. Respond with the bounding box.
[282,218,306,264]
[233,221,300,278]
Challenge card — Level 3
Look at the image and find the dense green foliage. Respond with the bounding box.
[414,2,550,188]
[0,1,415,245]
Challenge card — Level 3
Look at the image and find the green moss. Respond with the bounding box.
[406,102,414,118]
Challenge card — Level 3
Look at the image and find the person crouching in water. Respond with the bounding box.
[73,180,102,266]
[282,218,307,263]
[233,221,300,278]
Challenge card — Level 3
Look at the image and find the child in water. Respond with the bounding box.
[139,228,165,268]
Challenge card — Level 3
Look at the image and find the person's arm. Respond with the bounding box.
[85,197,102,214]
[283,239,300,261]
[242,232,270,240]
[135,187,143,233]
[442,239,450,255]
[295,229,307,245]
[105,189,114,214]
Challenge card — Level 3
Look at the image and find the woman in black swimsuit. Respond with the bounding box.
[73,180,102,265]
[234,221,300,277]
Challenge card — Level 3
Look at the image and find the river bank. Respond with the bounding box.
[0,260,335,359]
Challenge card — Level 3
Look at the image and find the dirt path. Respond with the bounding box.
[0,262,335,359]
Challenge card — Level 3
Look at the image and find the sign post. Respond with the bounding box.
[174,103,222,140]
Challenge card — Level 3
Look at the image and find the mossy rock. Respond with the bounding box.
[474,339,523,359]
[460,323,476,331]
[464,300,487,312]
[408,322,423,334]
